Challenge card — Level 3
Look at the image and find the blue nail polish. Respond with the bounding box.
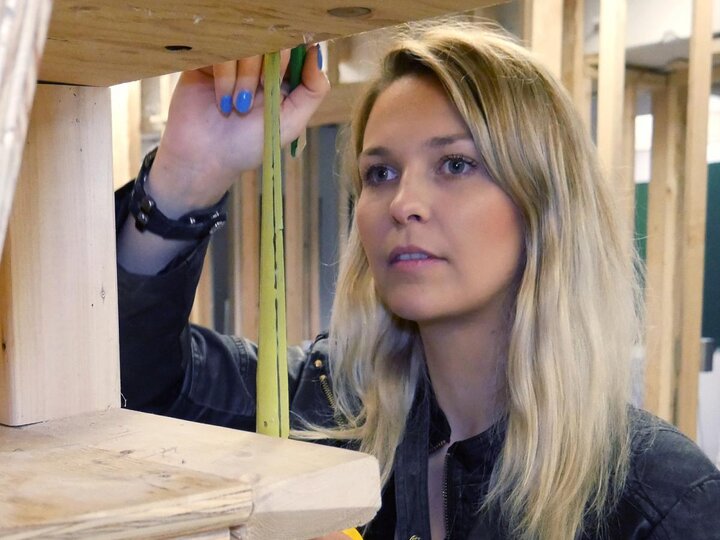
[317,45,323,70]
[220,94,232,115]
[235,90,253,113]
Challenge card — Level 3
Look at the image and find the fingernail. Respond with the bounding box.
[235,90,253,113]
[220,94,232,115]
[317,44,323,70]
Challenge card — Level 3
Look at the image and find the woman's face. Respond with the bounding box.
[356,74,523,327]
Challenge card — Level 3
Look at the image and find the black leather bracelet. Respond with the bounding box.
[129,148,228,241]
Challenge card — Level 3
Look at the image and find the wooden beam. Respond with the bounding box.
[40,0,503,86]
[240,170,260,342]
[644,72,683,422]
[284,149,305,345]
[310,82,366,127]
[596,0,626,177]
[676,0,713,439]
[307,129,322,338]
[525,0,564,77]
[3,408,381,538]
[0,85,119,426]
[621,71,638,229]
[561,0,591,130]
[190,245,214,328]
[0,0,53,261]
[111,81,142,190]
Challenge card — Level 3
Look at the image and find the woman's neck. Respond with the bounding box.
[419,314,506,442]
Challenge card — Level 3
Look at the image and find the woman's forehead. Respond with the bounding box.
[362,75,471,149]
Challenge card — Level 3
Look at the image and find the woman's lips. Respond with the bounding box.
[388,246,443,267]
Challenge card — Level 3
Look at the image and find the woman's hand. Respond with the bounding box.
[147,44,329,217]
[117,45,329,275]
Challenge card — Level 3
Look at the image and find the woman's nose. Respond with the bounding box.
[388,175,429,224]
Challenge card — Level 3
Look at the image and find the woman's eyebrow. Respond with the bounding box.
[424,133,473,148]
[359,146,390,158]
[360,134,473,158]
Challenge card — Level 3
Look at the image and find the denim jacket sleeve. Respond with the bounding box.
[116,180,334,432]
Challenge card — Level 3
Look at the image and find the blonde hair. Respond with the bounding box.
[321,21,641,539]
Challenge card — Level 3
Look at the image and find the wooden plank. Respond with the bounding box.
[111,81,142,190]
[0,85,119,426]
[622,71,638,229]
[525,0,564,77]
[644,72,682,422]
[23,408,382,539]
[561,0,591,130]
[596,0,626,176]
[676,0,713,439]
[178,531,231,540]
[307,129,322,338]
[241,170,261,342]
[230,185,244,336]
[40,0,504,87]
[0,427,252,539]
[190,245,214,328]
[309,82,366,127]
[0,0,53,261]
[284,149,305,345]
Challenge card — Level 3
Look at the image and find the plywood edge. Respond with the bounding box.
[23,409,382,539]
[0,425,253,539]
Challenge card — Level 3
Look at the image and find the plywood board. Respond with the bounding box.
[24,408,382,539]
[41,0,504,87]
[0,427,252,539]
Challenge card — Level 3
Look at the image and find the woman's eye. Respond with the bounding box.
[439,156,477,176]
[363,165,398,185]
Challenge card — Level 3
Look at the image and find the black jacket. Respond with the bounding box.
[117,183,720,539]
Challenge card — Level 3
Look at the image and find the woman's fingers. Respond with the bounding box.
[233,55,263,114]
[212,61,238,116]
[302,44,327,94]
[278,44,330,144]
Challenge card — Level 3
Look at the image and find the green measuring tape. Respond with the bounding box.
[256,50,289,438]
[255,47,363,540]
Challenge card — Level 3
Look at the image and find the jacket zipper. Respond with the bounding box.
[319,373,336,409]
[442,448,451,540]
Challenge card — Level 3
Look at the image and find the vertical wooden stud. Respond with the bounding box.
[284,150,305,345]
[111,81,142,189]
[525,0,564,78]
[0,85,120,425]
[561,0,591,130]
[230,185,244,336]
[622,71,638,228]
[307,129,322,338]
[0,0,53,258]
[676,0,713,439]
[240,170,260,342]
[189,246,214,328]
[644,72,684,422]
[596,0,626,177]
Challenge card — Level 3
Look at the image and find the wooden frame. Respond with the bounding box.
[676,0,713,438]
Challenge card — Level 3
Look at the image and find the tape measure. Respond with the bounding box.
[256,49,363,540]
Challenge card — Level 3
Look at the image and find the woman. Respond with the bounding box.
[116,22,720,539]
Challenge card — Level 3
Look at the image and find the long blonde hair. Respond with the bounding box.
[323,21,641,539]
